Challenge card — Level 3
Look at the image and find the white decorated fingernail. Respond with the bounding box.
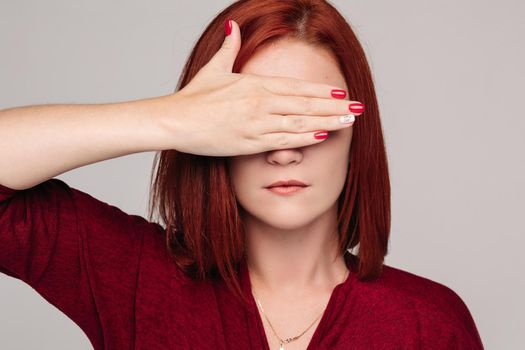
[339,114,355,124]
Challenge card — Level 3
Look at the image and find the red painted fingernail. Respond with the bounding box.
[331,89,347,99]
[314,131,329,140]
[349,103,364,113]
[225,19,232,36]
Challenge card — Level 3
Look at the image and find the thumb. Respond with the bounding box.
[208,19,241,73]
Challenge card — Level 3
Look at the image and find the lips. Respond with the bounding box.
[266,179,308,188]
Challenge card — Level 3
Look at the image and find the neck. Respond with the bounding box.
[244,207,348,296]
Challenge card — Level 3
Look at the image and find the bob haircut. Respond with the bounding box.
[147,0,391,306]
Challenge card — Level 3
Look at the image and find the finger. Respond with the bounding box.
[266,94,362,116]
[260,75,348,100]
[257,114,356,134]
[259,130,331,151]
[207,19,241,73]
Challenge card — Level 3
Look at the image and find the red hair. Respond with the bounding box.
[148,0,391,306]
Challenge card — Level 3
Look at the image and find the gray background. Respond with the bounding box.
[1,0,523,348]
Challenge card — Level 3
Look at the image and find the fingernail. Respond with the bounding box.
[349,102,364,113]
[331,89,347,99]
[225,19,232,36]
[314,131,329,140]
[339,114,355,124]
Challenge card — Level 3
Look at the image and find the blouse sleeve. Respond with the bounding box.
[0,178,148,349]
[418,284,485,349]
[443,291,485,349]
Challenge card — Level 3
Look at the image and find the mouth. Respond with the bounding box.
[266,185,308,195]
[265,179,309,188]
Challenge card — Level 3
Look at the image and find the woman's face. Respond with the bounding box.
[227,37,352,231]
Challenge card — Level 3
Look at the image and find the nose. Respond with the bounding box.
[266,148,304,165]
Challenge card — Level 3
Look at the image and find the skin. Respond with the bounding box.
[227,37,353,347]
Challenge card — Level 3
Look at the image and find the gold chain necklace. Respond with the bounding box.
[251,267,349,350]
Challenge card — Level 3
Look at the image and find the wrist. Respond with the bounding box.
[116,95,179,152]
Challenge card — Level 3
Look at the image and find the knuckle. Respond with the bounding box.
[256,95,271,112]
[242,97,261,113]
[287,78,301,92]
[243,126,257,141]
[279,115,290,130]
[276,134,289,147]
[302,97,314,114]
[291,116,307,131]
[259,77,273,94]
[244,74,264,91]
[246,114,262,134]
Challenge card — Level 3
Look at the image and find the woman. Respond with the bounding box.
[0,0,483,349]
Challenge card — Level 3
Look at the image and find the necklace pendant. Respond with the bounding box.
[279,342,285,350]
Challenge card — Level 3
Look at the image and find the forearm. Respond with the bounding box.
[0,96,173,190]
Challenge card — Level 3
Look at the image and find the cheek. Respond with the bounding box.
[316,128,352,154]
[227,157,264,192]
[313,130,351,176]
[331,126,353,142]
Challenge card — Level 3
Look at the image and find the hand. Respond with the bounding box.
[159,19,364,157]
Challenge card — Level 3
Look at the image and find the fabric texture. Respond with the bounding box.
[0,178,484,349]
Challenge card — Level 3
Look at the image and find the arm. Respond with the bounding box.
[0,178,151,349]
[0,93,180,347]
[0,95,175,190]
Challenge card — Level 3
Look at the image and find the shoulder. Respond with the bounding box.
[352,263,477,327]
[368,264,473,321]
[356,263,483,346]
[379,264,463,301]
[339,263,484,348]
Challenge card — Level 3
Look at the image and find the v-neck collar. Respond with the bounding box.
[239,253,355,350]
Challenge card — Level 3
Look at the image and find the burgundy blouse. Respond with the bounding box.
[0,178,484,349]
